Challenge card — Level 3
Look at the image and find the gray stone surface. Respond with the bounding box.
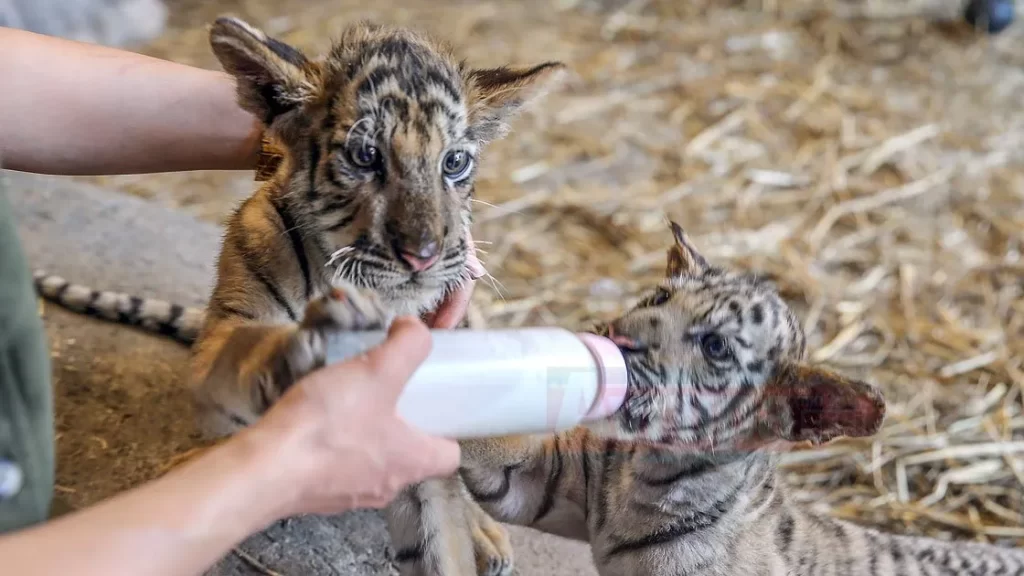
[5,170,596,576]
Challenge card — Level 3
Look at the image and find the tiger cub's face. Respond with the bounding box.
[209,17,565,307]
[586,222,885,454]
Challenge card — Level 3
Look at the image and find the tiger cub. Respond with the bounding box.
[447,222,1023,575]
[34,16,566,576]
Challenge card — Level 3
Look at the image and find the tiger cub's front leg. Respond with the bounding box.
[385,477,507,576]
[384,428,515,575]
[459,433,593,542]
[386,477,515,576]
[190,282,390,436]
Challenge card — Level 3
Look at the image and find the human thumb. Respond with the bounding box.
[362,316,432,403]
[396,419,461,479]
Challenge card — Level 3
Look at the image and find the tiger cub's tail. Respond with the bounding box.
[32,270,205,346]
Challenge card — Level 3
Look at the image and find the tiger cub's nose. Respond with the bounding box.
[393,237,440,272]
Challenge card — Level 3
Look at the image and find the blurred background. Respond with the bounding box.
[6,0,1024,550]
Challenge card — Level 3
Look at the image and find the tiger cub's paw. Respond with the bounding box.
[468,503,514,576]
[302,280,390,333]
[254,282,390,412]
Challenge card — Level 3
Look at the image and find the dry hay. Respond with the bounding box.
[91,0,1024,548]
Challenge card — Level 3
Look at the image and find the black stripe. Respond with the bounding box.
[424,67,462,104]
[250,265,297,321]
[326,163,353,190]
[119,295,144,324]
[158,304,185,336]
[532,437,563,524]
[127,296,144,322]
[324,92,343,132]
[419,100,456,124]
[889,536,904,573]
[356,67,395,99]
[831,521,851,576]
[327,213,357,232]
[272,199,312,301]
[216,405,249,428]
[373,37,411,65]
[434,260,467,276]
[83,290,102,315]
[636,456,713,487]
[464,466,515,503]
[604,476,744,559]
[865,531,880,575]
[306,137,321,201]
[256,82,295,124]
[311,233,332,270]
[595,440,616,532]
[392,543,424,563]
[383,95,410,123]
[317,195,355,215]
[218,303,257,321]
[233,234,298,322]
[689,393,711,427]
[685,384,757,432]
[775,513,795,559]
[803,517,820,575]
[52,280,71,301]
[255,378,273,413]
[580,441,591,515]
[412,117,430,142]
[264,37,307,67]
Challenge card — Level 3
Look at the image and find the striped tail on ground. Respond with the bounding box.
[32,270,205,346]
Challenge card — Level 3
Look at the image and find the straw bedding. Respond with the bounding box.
[77,0,1024,548]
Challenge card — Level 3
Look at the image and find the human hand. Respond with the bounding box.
[423,229,485,329]
[249,316,460,518]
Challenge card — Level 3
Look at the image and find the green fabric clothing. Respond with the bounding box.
[0,182,54,532]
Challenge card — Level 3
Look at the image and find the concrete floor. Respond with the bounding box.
[8,170,597,576]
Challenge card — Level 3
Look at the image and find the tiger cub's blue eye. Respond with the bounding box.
[649,288,672,306]
[700,333,730,361]
[351,144,380,169]
[442,150,472,179]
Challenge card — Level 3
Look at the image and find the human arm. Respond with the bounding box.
[0,316,458,576]
[0,26,261,175]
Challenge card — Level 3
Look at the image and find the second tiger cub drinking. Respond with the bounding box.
[450,222,1024,575]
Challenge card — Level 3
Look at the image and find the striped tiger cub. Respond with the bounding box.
[34,16,567,576]
[454,222,1024,575]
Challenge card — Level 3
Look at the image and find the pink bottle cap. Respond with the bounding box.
[576,333,628,420]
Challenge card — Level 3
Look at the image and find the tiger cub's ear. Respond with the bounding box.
[209,16,321,126]
[665,221,709,278]
[763,361,886,446]
[464,62,567,143]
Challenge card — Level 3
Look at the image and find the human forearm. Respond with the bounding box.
[0,27,261,175]
[0,428,293,576]
[0,315,459,576]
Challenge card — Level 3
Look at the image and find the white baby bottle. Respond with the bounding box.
[324,327,628,439]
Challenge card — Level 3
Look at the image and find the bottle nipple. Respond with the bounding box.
[575,333,629,420]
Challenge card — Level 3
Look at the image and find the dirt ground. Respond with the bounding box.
[69,0,1024,548]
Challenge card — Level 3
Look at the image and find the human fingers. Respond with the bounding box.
[428,281,472,329]
[390,421,462,481]
[361,315,432,401]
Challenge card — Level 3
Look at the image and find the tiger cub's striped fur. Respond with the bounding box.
[454,222,1024,575]
[35,16,566,576]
